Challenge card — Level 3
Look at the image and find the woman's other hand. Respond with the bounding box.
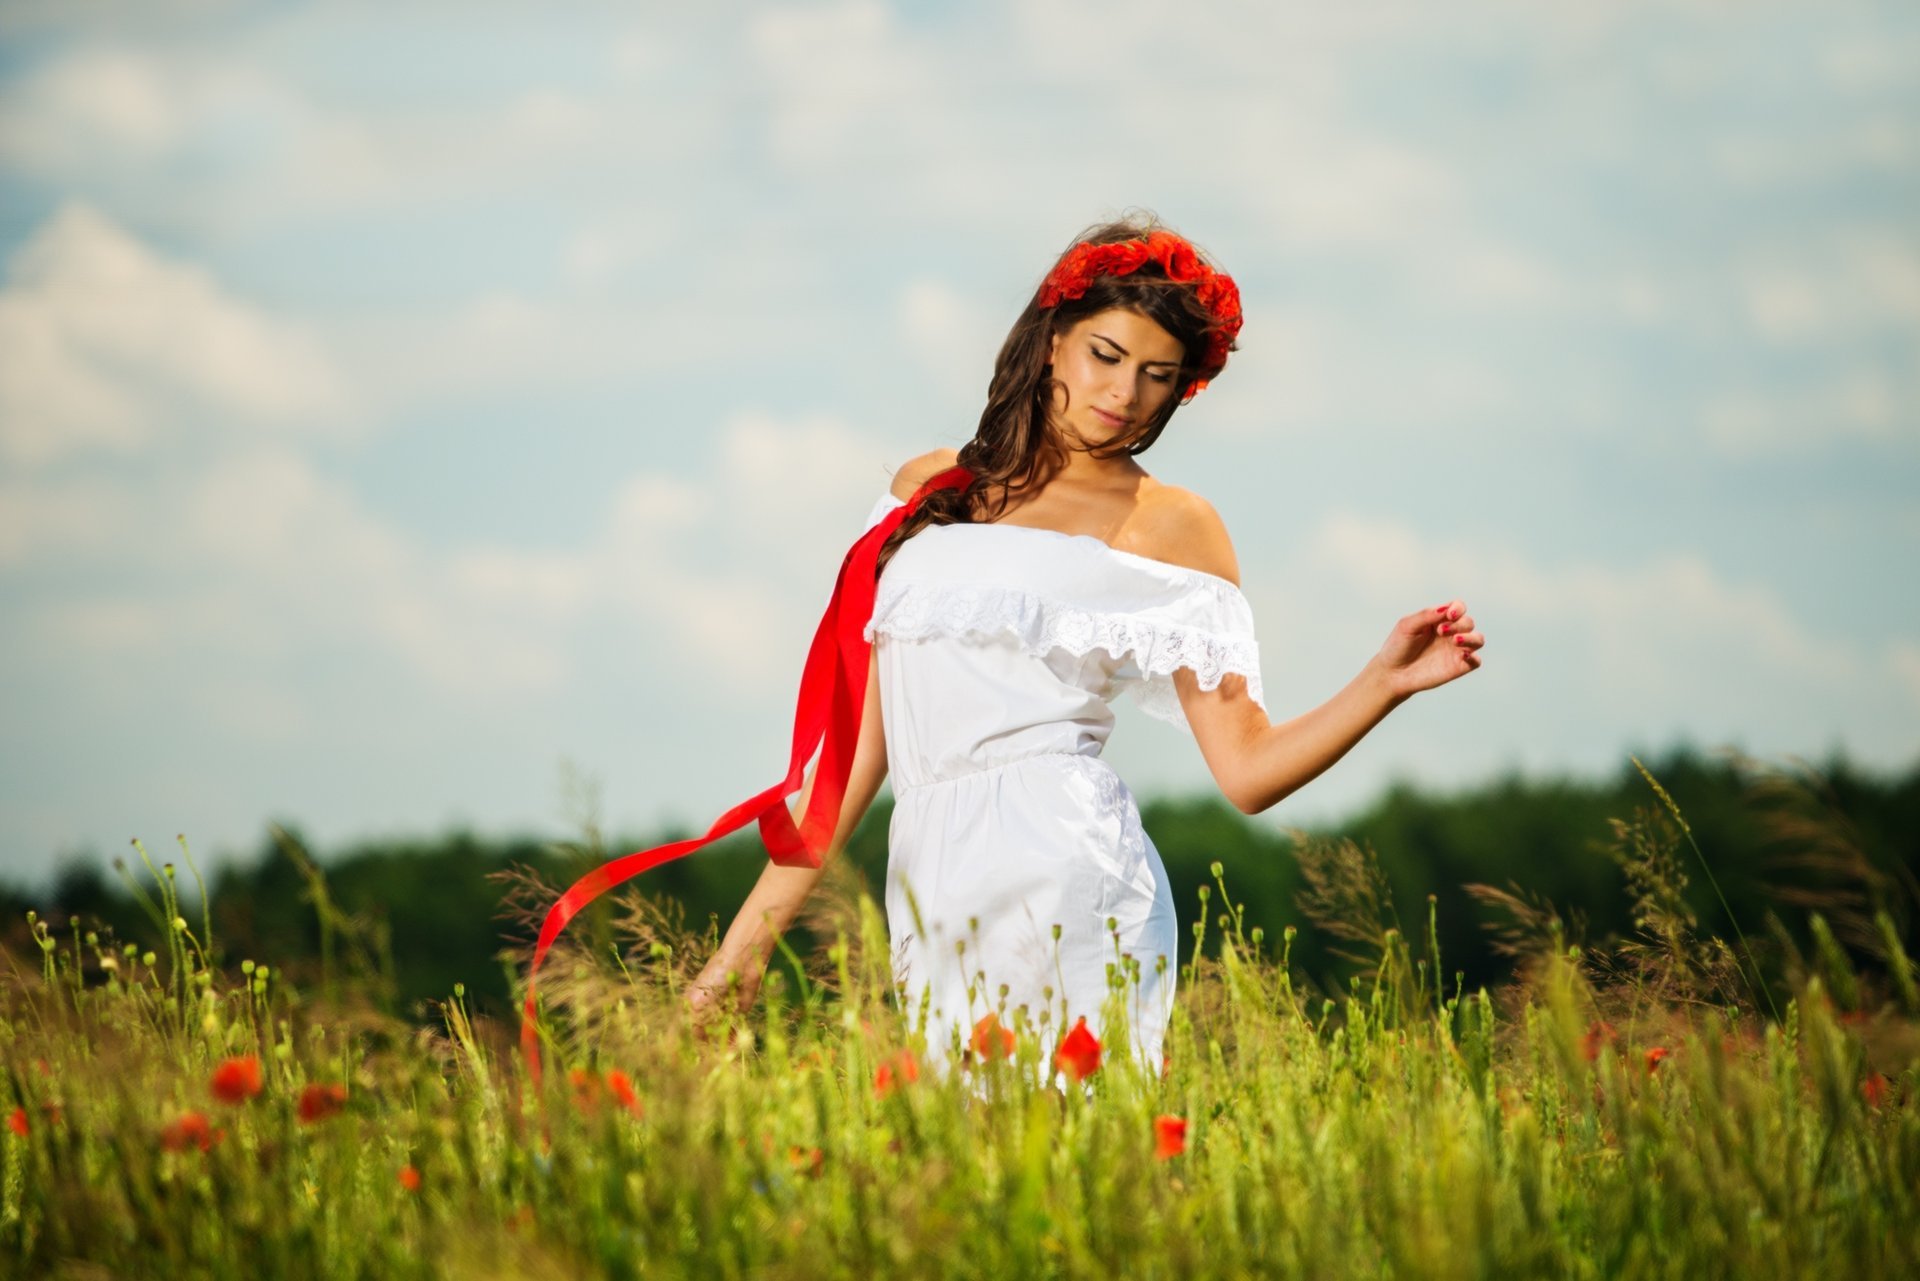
[1372,600,1485,697]
[684,953,762,1039]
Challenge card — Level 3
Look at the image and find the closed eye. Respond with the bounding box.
[1092,346,1175,384]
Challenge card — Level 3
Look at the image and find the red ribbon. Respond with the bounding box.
[519,464,974,1088]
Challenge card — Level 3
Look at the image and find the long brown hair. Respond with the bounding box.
[877,210,1238,576]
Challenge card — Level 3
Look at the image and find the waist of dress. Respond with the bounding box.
[892,749,1105,798]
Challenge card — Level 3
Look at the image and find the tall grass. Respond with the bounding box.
[2,764,1916,1279]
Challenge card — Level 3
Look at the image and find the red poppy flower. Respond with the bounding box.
[1580,1020,1618,1063]
[788,1144,825,1178]
[1054,1017,1103,1083]
[1154,1115,1187,1160]
[1161,1049,1173,1080]
[970,1012,1016,1062]
[606,1069,643,1116]
[160,1111,222,1153]
[210,1055,263,1104]
[1862,1072,1891,1110]
[1644,1046,1670,1076]
[873,1049,921,1097]
[296,1082,348,1124]
[398,1164,422,1192]
[6,1107,26,1138]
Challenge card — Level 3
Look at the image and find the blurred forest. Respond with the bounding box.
[4,746,1916,1025]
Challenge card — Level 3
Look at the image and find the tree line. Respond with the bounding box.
[5,745,1915,1024]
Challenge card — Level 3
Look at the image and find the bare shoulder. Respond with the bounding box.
[1134,484,1241,586]
[888,447,963,502]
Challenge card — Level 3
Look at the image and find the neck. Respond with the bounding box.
[1047,423,1149,490]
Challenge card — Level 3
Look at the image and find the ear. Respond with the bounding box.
[1046,326,1061,366]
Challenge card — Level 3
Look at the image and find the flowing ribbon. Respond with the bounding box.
[519,464,975,1089]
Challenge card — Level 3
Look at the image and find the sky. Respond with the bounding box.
[1,0,1916,890]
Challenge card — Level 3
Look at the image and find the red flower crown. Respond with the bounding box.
[1036,229,1243,395]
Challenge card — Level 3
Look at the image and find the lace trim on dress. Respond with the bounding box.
[863,578,1265,733]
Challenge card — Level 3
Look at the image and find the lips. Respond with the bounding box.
[1091,407,1131,428]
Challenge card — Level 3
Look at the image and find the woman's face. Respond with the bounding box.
[1045,307,1185,449]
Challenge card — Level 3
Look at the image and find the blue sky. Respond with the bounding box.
[1,0,1915,888]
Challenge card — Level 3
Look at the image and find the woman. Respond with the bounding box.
[678,213,1485,1083]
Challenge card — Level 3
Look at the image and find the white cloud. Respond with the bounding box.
[1284,509,1913,754]
[745,0,930,169]
[1737,232,1920,344]
[897,277,1002,403]
[0,201,349,466]
[1702,370,1912,457]
[0,48,184,161]
[1891,641,1920,709]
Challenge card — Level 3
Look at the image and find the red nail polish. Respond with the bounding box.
[1438,624,1450,635]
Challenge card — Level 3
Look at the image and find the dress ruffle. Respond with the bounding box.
[864,575,1264,732]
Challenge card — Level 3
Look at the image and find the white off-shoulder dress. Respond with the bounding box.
[858,491,1266,1084]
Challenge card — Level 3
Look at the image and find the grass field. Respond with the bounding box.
[3,774,1915,1279]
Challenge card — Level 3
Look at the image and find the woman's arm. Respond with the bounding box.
[1149,489,1484,815]
[1180,605,1482,815]
[688,645,890,1012]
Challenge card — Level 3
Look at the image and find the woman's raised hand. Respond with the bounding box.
[1372,600,1485,697]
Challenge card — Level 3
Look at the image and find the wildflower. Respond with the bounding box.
[398,1164,422,1192]
[160,1111,223,1153]
[1153,1115,1187,1161]
[569,1067,602,1113]
[296,1083,348,1124]
[788,1144,825,1178]
[606,1069,643,1117]
[1161,1049,1172,1081]
[6,1107,25,1138]
[873,1049,921,1097]
[1054,1017,1102,1083]
[1862,1072,1891,1110]
[1580,1020,1618,1063]
[210,1055,263,1104]
[1644,1046,1670,1076]
[970,1012,1015,1062]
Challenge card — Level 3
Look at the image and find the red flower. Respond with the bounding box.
[210,1055,263,1104]
[160,1111,222,1153]
[1161,1049,1173,1080]
[1034,232,1240,392]
[569,1067,602,1113]
[970,1012,1015,1062]
[1153,1114,1187,1160]
[788,1144,825,1178]
[606,1069,643,1117]
[398,1164,422,1192]
[873,1049,921,1097]
[1644,1046,1670,1076]
[1580,1020,1619,1063]
[1862,1072,1891,1110]
[6,1107,26,1138]
[1054,1017,1103,1083]
[296,1082,348,1124]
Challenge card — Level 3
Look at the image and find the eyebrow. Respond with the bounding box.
[1091,332,1181,368]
